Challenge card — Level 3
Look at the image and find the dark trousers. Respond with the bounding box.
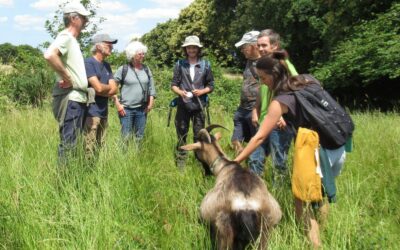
[58,100,87,165]
[174,104,205,157]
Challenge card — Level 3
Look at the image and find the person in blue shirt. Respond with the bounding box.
[84,34,118,160]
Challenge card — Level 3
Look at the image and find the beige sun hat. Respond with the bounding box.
[181,35,203,48]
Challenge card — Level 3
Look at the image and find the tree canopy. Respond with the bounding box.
[141,0,399,109]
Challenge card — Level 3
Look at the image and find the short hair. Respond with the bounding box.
[125,41,148,61]
[258,29,281,47]
[63,12,79,27]
[90,43,102,54]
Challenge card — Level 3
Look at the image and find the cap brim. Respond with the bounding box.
[79,10,91,16]
[181,43,203,48]
[107,39,118,44]
[235,41,245,48]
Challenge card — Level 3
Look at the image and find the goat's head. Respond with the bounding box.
[180,125,228,174]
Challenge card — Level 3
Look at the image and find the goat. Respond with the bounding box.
[180,125,282,250]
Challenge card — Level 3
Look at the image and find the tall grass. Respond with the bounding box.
[0,105,399,249]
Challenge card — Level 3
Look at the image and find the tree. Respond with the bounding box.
[43,0,104,50]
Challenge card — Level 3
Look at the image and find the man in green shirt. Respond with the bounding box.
[252,29,298,182]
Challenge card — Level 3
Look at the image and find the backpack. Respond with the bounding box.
[119,64,151,103]
[176,59,211,110]
[292,127,322,202]
[292,75,354,149]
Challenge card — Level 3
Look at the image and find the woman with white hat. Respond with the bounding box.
[171,35,215,171]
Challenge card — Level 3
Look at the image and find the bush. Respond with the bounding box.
[0,44,55,107]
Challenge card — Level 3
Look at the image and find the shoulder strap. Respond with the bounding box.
[249,61,259,80]
[120,64,129,87]
[142,64,151,82]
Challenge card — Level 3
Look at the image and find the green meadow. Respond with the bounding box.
[0,101,399,249]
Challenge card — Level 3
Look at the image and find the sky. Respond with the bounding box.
[0,0,194,51]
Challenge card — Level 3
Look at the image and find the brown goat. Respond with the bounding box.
[181,125,282,250]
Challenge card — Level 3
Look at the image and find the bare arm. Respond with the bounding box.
[44,47,72,88]
[171,85,187,98]
[145,95,155,113]
[252,92,261,127]
[234,100,288,163]
[88,76,111,97]
[192,86,212,97]
[108,79,118,96]
[112,94,125,116]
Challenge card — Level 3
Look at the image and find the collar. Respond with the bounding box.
[210,155,225,174]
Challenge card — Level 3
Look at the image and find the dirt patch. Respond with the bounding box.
[223,73,241,80]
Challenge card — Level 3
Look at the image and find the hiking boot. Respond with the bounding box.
[175,151,187,171]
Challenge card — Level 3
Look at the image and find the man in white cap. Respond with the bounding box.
[231,31,265,176]
[83,34,118,161]
[44,2,91,165]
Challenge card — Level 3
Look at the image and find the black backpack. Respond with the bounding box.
[292,75,354,149]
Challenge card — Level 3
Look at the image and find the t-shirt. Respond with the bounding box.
[85,57,114,118]
[239,59,259,110]
[49,29,88,103]
[259,59,298,122]
[114,65,156,108]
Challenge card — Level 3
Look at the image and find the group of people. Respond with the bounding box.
[44,2,156,165]
[44,2,351,248]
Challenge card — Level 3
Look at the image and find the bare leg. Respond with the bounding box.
[294,198,321,249]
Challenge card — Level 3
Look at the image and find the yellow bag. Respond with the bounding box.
[292,127,322,202]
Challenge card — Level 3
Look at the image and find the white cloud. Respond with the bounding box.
[0,0,13,7]
[96,7,181,50]
[134,8,180,19]
[30,0,89,11]
[149,0,193,7]
[30,0,64,10]
[14,15,46,31]
[0,16,8,23]
[99,1,129,12]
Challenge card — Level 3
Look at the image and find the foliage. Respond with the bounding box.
[0,43,54,107]
[311,2,400,87]
[140,0,398,109]
[44,0,104,49]
[142,0,211,67]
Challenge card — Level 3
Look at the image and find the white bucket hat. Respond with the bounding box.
[181,35,203,48]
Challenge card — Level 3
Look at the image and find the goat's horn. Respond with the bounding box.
[198,128,212,143]
[205,124,229,133]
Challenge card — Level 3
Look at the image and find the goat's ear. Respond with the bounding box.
[214,132,222,141]
[180,142,201,151]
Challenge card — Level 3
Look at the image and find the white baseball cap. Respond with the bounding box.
[63,2,91,16]
[235,31,260,48]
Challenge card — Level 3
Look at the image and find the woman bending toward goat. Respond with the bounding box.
[234,51,350,248]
